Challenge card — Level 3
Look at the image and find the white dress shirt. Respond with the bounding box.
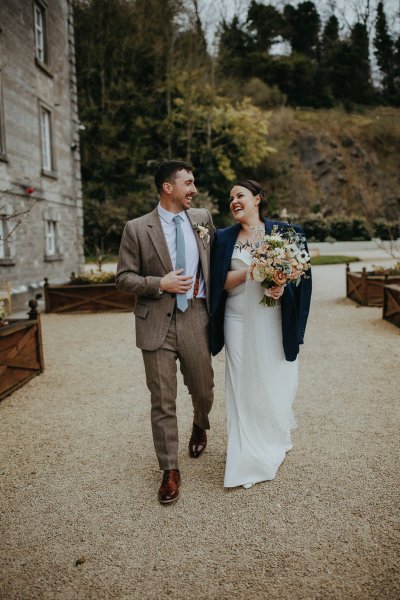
[158,204,206,299]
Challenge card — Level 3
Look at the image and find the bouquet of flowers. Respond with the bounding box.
[247,225,311,307]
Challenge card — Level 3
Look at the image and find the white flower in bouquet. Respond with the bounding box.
[273,247,285,259]
[287,243,298,257]
[296,249,310,264]
[252,265,266,282]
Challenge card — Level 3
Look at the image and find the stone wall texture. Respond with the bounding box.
[0,0,84,309]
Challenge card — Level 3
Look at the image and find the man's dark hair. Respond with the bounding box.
[154,160,193,194]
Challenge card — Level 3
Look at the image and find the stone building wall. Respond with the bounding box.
[0,0,84,310]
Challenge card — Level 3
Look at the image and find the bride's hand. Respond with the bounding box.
[267,285,285,299]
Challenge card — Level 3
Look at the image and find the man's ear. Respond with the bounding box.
[163,181,173,195]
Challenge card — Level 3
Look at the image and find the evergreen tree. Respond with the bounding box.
[283,1,321,58]
[322,14,339,52]
[217,16,253,80]
[349,22,373,104]
[247,2,284,52]
[374,1,395,102]
[394,35,400,104]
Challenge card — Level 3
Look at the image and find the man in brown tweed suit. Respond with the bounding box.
[116,161,214,504]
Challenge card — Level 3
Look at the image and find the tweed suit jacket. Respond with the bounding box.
[116,207,214,351]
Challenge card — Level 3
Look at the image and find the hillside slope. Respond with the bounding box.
[256,107,400,223]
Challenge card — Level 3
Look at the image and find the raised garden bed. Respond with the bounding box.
[346,264,400,307]
[44,277,135,313]
[383,284,400,328]
[0,301,44,401]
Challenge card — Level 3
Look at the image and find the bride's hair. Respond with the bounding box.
[234,179,267,219]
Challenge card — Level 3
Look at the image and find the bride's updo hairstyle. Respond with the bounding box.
[234,179,267,220]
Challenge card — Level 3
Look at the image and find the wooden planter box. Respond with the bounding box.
[383,284,400,328]
[346,265,400,307]
[44,278,135,313]
[0,302,44,401]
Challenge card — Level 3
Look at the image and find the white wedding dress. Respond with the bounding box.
[223,245,298,488]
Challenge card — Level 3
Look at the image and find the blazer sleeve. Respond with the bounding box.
[209,230,229,356]
[115,221,162,298]
[291,225,312,344]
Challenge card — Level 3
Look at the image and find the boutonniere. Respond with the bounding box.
[193,223,210,248]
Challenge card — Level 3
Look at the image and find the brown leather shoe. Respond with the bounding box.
[158,469,180,504]
[189,423,207,458]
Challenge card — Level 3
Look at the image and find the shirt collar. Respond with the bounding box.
[158,203,187,224]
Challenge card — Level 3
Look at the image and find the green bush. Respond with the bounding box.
[372,219,400,240]
[327,217,354,241]
[351,218,371,240]
[69,271,115,285]
[300,215,329,241]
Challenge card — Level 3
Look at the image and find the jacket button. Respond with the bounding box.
[167,312,172,317]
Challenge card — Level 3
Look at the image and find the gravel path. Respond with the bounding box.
[1,264,399,600]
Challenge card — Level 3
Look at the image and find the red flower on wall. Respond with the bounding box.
[26,187,35,194]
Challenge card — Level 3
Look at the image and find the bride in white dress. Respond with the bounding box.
[218,181,301,489]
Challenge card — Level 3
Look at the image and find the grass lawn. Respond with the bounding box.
[311,255,360,265]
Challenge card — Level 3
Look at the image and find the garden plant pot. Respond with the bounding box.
[346,265,400,307]
[383,284,400,328]
[44,278,135,313]
[0,301,44,401]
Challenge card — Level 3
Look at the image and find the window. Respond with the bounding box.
[34,2,48,64]
[43,209,62,262]
[0,219,7,259]
[0,211,15,265]
[0,70,6,160]
[39,103,55,174]
[45,220,56,256]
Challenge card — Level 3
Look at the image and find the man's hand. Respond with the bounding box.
[160,269,193,294]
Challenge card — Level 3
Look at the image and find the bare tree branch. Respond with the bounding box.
[0,189,38,242]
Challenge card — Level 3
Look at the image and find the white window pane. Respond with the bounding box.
[40,108,52,171]
[35,6,44,62]
[0,219,9,258]
[0,221,6,259]
[46,221,56,255]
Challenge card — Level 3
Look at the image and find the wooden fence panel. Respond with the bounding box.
[346,265,400,307]
[44,281,134,313]
[0,310,44,401]
[383,285,400,328]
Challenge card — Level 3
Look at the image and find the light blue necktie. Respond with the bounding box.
[173,215,188,313]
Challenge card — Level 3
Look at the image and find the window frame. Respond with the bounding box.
[0,209,16,267]
[45,220,56,256]
[43,209,63,262]
[38,99,57,178]
[0,70,6,162]
[33,0,49,67]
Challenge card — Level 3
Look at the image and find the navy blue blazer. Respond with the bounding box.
[210,218,312,362]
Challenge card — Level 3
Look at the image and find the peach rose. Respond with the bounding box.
[273,271,287,286]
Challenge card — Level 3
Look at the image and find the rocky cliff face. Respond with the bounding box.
[259,107,400,224]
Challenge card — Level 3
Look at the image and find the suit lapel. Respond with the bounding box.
[147,208,173,273]
[186,210,208,282]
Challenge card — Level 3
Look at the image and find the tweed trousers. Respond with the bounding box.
[142,298,214,470]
